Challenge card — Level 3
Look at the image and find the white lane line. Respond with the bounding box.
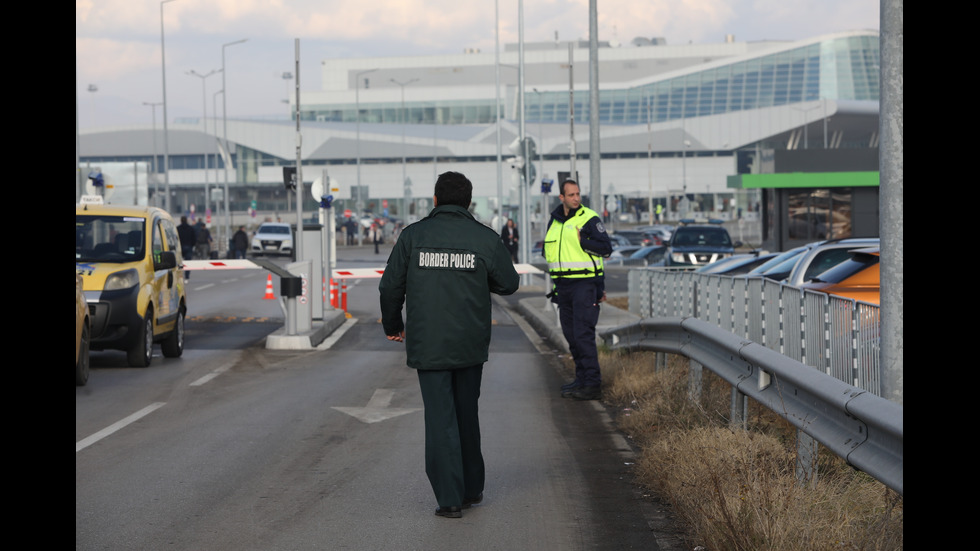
[189,354,241,386]
[190,365,231,386]
[317,317,358,350]
[193,283,216,291]
[76,402,166,453]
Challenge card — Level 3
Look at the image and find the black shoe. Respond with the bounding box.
[570,386,601,401]
[435,506,462,518]
[463,493,483,508]
[560,380,581,392]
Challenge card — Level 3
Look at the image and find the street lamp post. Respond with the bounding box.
[222,38,248,249]
[213,89,223,204]
[160,0,177,214]
[142,101,162,204]
[391,77,418,219]
[356,68,378,245]
[188,69,221,234]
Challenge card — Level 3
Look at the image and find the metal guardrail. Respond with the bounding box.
[629,270,882,395]
[614,269,902,495]
[601,317,903,496]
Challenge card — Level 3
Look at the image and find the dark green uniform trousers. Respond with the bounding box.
[416,365,485,508]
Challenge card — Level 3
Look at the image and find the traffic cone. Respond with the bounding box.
[263,274,275,300]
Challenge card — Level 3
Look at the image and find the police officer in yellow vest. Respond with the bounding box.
[544,178,613,400]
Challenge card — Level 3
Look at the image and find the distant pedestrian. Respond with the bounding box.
[177,216,195,279]
[232,226,249,259]
[194,221,213,260]
[370,223,381,254]
[500,218,519,263]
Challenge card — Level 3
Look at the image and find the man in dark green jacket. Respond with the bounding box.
[379,171,520,518]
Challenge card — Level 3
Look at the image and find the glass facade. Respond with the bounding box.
[305,35,879,127]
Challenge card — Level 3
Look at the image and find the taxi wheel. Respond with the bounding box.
[75,322,90,386]
[127,308,154,368]
[162,308,185,358]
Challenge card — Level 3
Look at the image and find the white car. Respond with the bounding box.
[250,223,293,257]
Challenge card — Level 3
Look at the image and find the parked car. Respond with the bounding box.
[608,233,633,248]
[615,230,663,247]
[738,243,820,281]
[250,222,294,257]
[695,251,778,275]
[76,274,90,386]
[784,238,880,287]
[664,221,742,268]
[606,245,665,266]
[76,201,187,367]
[607,245,642,260]
[635,224,674,241]
[799,247,880,305]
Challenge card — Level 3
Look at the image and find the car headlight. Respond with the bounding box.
[104,269,140,291]
[670,252,687,263]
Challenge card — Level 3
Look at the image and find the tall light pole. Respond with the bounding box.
[494,0,503,229]
[160,0,177,214]
[222,38,248,248]
[213,88,223,206]
[188,69,220,225]
[391,77,418,219]
[355,68,378,244]
[142,101,162,204]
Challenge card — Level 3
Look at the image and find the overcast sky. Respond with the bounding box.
[76,0,880,130]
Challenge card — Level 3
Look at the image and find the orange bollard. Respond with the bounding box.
[341,279,348,312]
[329,278,338,308]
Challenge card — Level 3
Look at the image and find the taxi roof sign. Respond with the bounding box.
[79,195,104,205]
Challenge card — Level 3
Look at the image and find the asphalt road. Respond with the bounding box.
[76,243,682,550]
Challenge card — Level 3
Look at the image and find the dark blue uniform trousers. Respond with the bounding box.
[556,278,602,387]
[416,365,485,508]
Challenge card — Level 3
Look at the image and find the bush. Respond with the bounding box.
[596,349,903,550]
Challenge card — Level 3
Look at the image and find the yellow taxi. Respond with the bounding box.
[76,274,90,385]
[75,200,187,367]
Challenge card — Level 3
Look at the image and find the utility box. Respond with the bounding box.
[298,224,325,320]
[284,259,312,333]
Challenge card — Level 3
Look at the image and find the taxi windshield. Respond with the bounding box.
[76,215,146,263]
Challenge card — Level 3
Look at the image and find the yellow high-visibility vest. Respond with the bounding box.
[544,206,604,279]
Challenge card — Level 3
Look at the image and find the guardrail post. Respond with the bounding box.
[796,431,819,488]
[730,388,746,429]
[688,359,703,401]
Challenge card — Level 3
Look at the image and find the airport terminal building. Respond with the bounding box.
[78,30,881,248]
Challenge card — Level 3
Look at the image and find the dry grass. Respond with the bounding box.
[597,349,903,551]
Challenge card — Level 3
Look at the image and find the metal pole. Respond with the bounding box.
[188,70,219,232]
[295,38,304,261]
[568,43,575,179]
[160,0,177,214]
[142,102,162,204]
[213,89,222,215]
[391,78,419,219]
[588,0,601,211]
[518,0,530,273]
[495,0,503,229]
[222,38,248,250]
[880,0,903,405]
[355,68,378,245]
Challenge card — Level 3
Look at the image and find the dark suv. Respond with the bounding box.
[664,221,742,267]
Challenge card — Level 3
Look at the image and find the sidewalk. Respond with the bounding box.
[513,293,641,354]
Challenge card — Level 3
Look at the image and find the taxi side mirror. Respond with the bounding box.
[154,250,177,271]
